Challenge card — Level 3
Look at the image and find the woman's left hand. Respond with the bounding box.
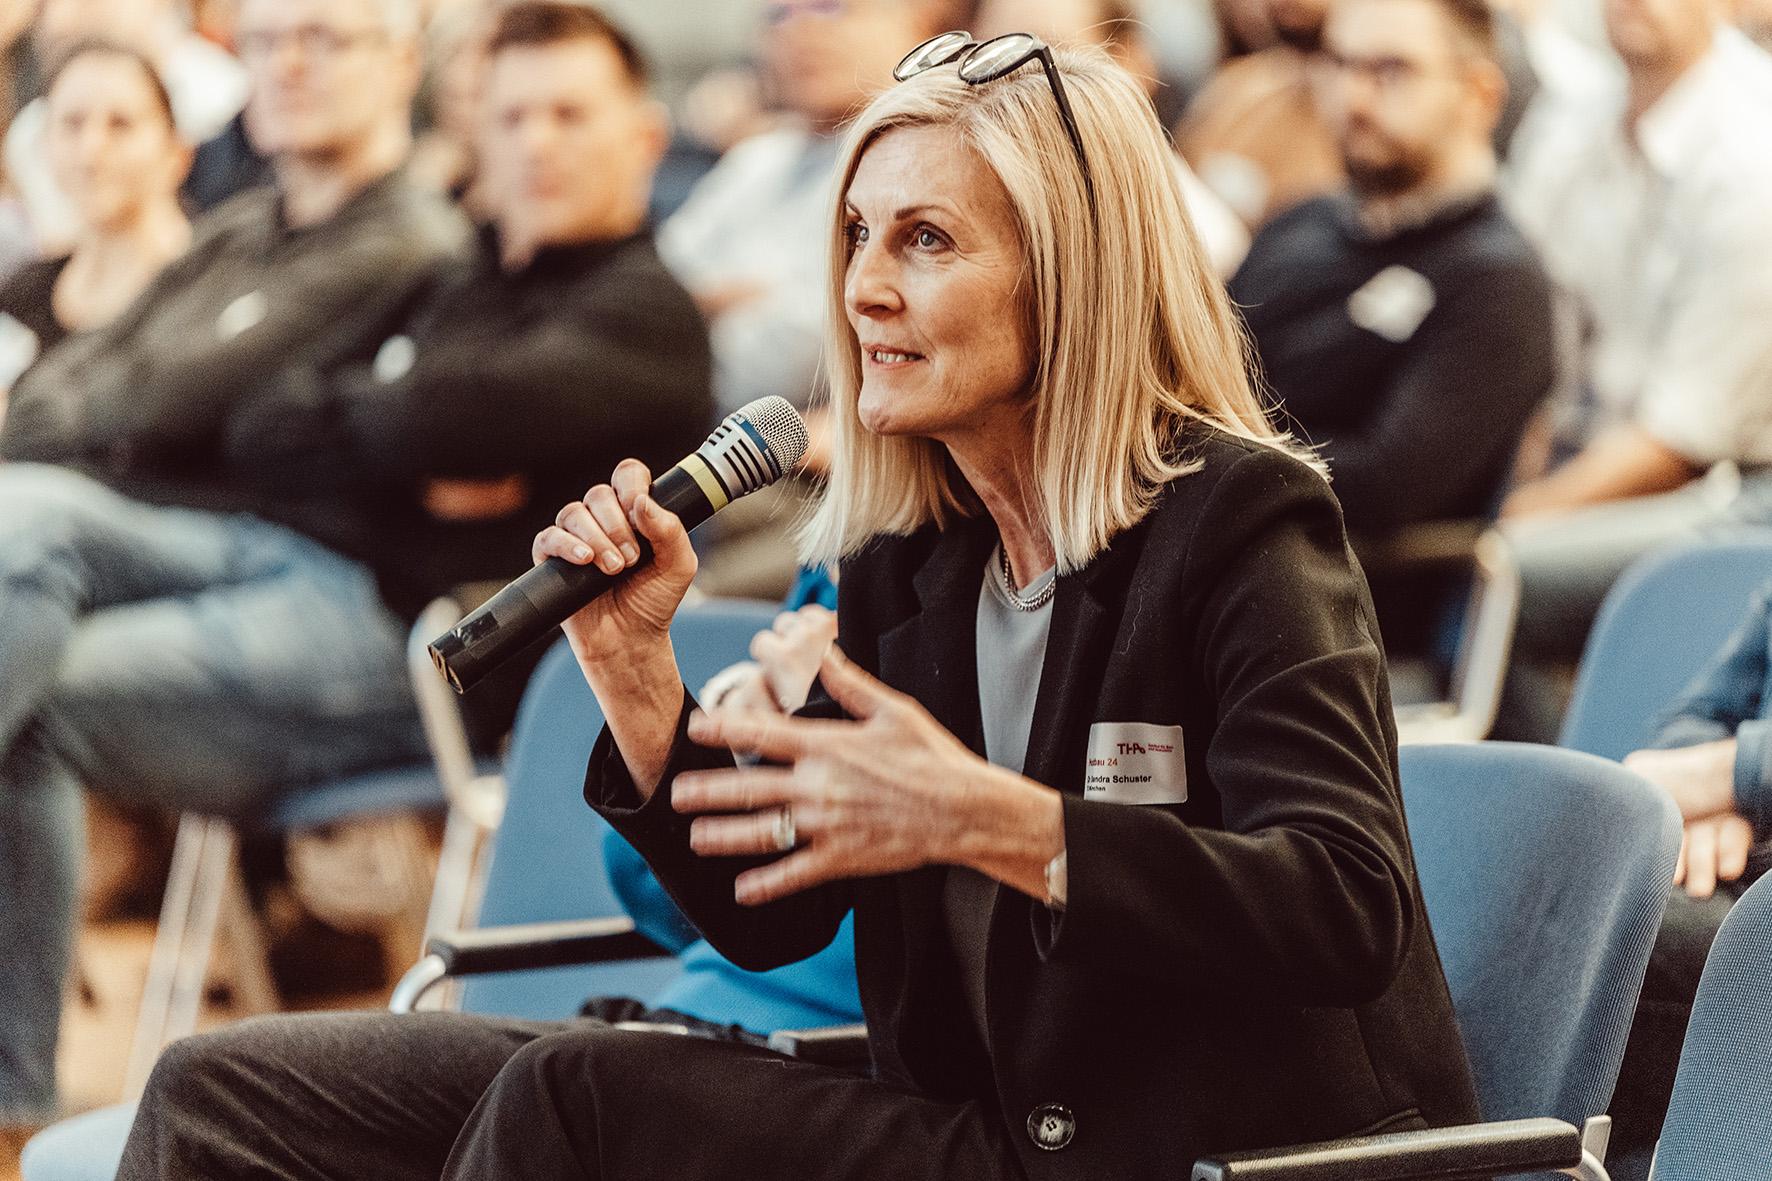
[673,645,1006,906]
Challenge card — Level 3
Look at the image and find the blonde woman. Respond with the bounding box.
[121,34,1478,1181]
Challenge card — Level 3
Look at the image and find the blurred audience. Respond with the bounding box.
[0,0,466,1127]
[5,0,246,251]
[1230,0,1554,539]
[1176,0,1343,228]
[0,42,192,408]
[660,0,958,419]
[224,0,712,626]
[662,0,958,599]
[1497,0,1772,736]
[975,0,1251,275]
[1605,582,1772,1178]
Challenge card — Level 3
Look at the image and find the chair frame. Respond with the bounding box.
[122,598,484,1094]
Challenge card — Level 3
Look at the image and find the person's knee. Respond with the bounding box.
[139,1016,313,1114]
[493,1024,658,1108]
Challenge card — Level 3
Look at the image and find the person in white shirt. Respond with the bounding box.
[5,0,247,252]
[1495,0,1772,736]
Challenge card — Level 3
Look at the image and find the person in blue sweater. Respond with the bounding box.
[1605,578,1772,1179]
[599,569,860,1038]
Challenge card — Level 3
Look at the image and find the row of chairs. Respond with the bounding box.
[34,540,1772,1177]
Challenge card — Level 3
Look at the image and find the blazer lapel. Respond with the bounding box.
[876,517,993,756]
[1019,548,1127,795]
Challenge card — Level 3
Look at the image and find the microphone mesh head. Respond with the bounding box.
[736,396,810,471]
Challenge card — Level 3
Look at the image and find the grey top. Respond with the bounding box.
[943,544,1055,1048]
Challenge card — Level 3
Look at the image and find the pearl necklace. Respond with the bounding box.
[998,545,1056,612]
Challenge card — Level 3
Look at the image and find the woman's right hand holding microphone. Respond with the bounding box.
[532,458,698,797]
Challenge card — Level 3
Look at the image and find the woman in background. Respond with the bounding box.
[0,41,190,415]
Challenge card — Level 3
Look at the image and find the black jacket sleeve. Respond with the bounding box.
[220,245,714,492]
[583,691,854,973]
[0,200,466,468]
[1038,446,1419,1007]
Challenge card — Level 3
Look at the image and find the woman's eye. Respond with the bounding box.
[913,227,944,250]
[845,223,869,247]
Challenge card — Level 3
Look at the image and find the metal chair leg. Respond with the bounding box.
[124,813,208,1096]
[162,818,236,1049]
[219,858,280,1017]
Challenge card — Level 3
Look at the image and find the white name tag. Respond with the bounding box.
[1346,265,1436,343]
[216,290,268,341]
[1084,723,1187,805]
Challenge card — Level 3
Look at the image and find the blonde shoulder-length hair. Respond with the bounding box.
[797,44,1319,575]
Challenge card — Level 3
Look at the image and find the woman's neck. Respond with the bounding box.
[946,422,1054,590]
[58,201,191,330]
[79,201,190,266]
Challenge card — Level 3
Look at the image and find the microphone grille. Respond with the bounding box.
[736,396,811,471]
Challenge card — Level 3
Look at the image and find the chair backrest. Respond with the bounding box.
[1560,539,1772,761]
[1651,874,1772,1181]
[1399,743,1680,1127]
[461,598,780,1019]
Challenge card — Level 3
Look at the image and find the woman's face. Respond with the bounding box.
[842,124,1035,447]
[47,53,186,233]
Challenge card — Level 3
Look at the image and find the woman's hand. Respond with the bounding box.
[533,459,697,795]
[672,645,1063,906]
[531,459,698,668]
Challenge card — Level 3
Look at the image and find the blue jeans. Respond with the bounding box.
[0,463,426,1120]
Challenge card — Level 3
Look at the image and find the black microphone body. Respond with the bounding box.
[429,397,809,693]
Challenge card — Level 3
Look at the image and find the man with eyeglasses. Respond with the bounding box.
[0,0,466,1131]
[1229,0,1553,540]
[1226,0,1555,663]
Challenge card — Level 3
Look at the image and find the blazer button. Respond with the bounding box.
[1027,1104,1075,1151]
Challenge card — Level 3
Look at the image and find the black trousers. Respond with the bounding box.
[117,1009,1026,1180]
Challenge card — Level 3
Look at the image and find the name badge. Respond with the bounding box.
[1084,723,1187,805]
[1346,265,1436,343]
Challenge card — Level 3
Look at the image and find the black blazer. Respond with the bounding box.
[587,426,1481,1179]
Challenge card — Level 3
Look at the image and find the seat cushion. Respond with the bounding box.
[20,1103,135,1181]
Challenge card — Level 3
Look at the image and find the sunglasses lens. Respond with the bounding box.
[957,33,1037,82]
[893,30,975,81]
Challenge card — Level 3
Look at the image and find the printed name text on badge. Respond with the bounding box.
[1084,722,1188,805]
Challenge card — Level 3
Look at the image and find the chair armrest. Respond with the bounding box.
[766,1023,870,1069]
[1190,1117,1585,1181]
[429,917,673,976]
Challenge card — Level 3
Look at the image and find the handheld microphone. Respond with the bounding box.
[429,396,810,694]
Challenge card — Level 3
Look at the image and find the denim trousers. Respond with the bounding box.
[0,462,426,1120]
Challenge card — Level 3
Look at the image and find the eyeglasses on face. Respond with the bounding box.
[892,30,1097,213]
[236,25,389,64]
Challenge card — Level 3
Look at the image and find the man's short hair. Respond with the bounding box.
[1427,0,1499,63]
[366,0,423,42]
[487,2,650,89]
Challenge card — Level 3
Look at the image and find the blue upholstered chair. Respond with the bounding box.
[1559,539,1772,762]
[1194,742,1681,1180]
[1648,872,1772,1180]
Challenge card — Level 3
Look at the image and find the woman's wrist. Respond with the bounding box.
[950,764,1067,904]
[582,637,686,799]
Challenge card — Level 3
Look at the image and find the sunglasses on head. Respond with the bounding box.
[893,31,1097,213]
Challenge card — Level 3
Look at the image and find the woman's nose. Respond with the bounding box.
[844,242,903,318]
